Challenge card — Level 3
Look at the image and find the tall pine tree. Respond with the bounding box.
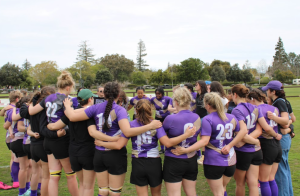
[271,37,289,75]
[136,39,148,71]
[22,59,31,70]
[76,40,95,63]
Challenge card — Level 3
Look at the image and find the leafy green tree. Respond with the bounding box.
[29,61,60,86]
[95,69,113,85]
[67,61,95,86]
[19,70,33,89]
[100,54,134,82]
[76,40,95,63]
[84,75,94,88]
[208,60,231,76]
[136,39,148,71]
[226,64,242,83]
[210,66,226,81]
[0,62,23,87]
[274,70,295,82]
[132,71,146,85]
[22,59,32,71]
[149,69,171,85]
[177,58,209,82]
[241,69,253,84]
[288,52,300,78]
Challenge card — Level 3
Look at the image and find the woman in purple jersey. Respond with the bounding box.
[63,82,162,196]
[247,89,282,196]
[127,86,151,120]
[231,84,279,196]
[161,87,201,196]
[93,99,196,196]
[173,92,247,196]
[12,96,33,195]
[29,71,79,196]
[262,81,292,196]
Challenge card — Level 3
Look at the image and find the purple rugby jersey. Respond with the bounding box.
[23,117,31,145]
[40,93,68,123]
[85,101,128,151]
[4,106,14,143]
[121,120,166,158]
[201,112,240,166]
[150,96,172,119]
[163,110,201,159]
[231,102,263,152]
[7,108,24,142]
[190,92,197,113]
[129,96,151,114]
[257,104,280,139]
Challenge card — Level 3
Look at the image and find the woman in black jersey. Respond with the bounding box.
[47,89,96,196]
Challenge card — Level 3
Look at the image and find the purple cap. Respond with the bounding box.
[261,80,283,91]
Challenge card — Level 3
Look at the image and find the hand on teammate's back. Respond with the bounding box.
[171,146,187,156]
[149,120,162,129]
[63,98,72,107]
[184,126,197,137]
[221,145,231,155]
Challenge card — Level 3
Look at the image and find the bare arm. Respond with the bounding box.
[88,125,120,142]
[167,104,177,113]
[0,105,14,116]
[258,117,281,140]
[12,107,22,121]
[221,124,248,154]
[241,123,261,145]
[290,113,296,123]
[127,104,133,111]
[118,118,162,137]
[47,120,66,131]
[95,137,128,150]
[159,126,196,148]
[172,135,211,155]
[4,121,11,130]
[268,111,289,127]
[28,103,44,115]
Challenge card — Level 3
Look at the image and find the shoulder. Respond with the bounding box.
[129,120,139,127]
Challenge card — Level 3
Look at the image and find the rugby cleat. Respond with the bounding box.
[0,181,12,190]
[12,181,19,188]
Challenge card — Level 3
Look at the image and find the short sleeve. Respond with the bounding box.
[200,117,212,136]
[231,108,245,122]
[20,104,30,119]
[87,118,96,127]
[61,115,70,125]
[116,107,128,121]
[163,116,172,132]
[39,98,46,109]
[156,127,167,139]
[169,99,173,106]
[273,100,288,113]
[257,107,264,119]
[6,110,12,123]
[121,133,129,139]
[84,105,96,119]
[130,98,134,106]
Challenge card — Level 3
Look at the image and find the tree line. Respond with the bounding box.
[0,37,299,90]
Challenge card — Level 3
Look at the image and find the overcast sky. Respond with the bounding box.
[1,0,299,71]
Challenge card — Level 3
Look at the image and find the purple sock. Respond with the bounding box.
[12,162,19,182]
[161,145,165,151]
[38,183,41,190]
[260,181,271,196]
[26,182,30,190]
[30,190,37,196]
[19,187,26,195]
[224,191,227,196]
[269,180,278,196]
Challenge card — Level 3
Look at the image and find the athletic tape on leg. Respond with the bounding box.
[109,186,123,193]
[65,171,76,176]
[50,170,62,177]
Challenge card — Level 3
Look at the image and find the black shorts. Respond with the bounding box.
[10,139,27,158]
[260,139,282,165]
[44,138,69,159]
[163,155,198,183]
[204,164,236,180]
[155,117,166,123]
[6,142,11,150]
[31,143,48,163]
[235,150,263,171]
[131,157,162,187]
[23,144,31,159]
[70,155,94,172]
[93,147,127,175]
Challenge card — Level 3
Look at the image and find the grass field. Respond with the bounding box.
[0,98,299,195]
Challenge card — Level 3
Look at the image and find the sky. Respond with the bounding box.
[1,0,300,71]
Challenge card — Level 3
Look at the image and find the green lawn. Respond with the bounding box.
[0,98,299,195]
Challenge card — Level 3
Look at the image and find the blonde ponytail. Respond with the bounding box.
[57,71,75,90]
[173,87,192,108]
[204,92,227,121]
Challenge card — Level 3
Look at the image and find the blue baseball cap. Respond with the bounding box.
[261,80,283,91]
[205,81,211,85]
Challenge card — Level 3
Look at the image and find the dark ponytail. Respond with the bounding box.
[103,82,120,131]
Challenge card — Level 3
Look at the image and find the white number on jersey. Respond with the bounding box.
[46,102,58,118]
[137,131,152,145]
[245,113,256,129]
[269,113,278,127]
[216,123,234,140]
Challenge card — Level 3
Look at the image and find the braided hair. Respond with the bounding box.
[103,82,120,131]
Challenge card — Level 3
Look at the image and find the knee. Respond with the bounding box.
[99,187,109,196]
[109,186,123,196]
[50,170,61,181]
[65,171,77,180]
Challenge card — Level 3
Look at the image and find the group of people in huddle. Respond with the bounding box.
[0,70,296,196]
